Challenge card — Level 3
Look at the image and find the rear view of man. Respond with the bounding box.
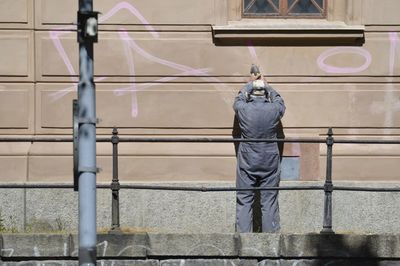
[233,65,286,233]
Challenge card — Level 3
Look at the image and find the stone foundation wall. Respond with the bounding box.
[1,181,400,234]
[1,233,400,265]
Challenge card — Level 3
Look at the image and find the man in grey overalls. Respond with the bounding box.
[233,65,285,233]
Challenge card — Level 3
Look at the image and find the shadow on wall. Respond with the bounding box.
[232,115,285,232]
[303,234,381,266]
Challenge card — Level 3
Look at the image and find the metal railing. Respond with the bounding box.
[1,127,400,234]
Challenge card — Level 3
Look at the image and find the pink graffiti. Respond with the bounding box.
[113,68,212,117]
[49,1,159,100]
[99,2,159,38]
[382,32,400,127]
[48,2,236,117]
[50,30,77,80]
[113,68,212,96]
[364,32,400,128]
[317,47,372,74]
[119,31,212,75]
[116,28,239,116]
[389,32,399,76]
[247,41,260,67]
[121,40,138,117]
[246,43,272,86]
[49,77,107,101]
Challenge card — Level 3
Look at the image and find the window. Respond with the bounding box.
[243,0,326,18]
[212,0,364,46]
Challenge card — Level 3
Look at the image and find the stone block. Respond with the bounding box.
[279,187,324,233]
[0,189,24,232]
[281,234,346,257]
[160,260,257,266]
[259,259,400,266]
[333,188,400,234]
[0,30,34,82]
[70,233,148,258]
[280,234,400,258]
[239,233,280,257]
[118,189,151,231]
[355,235,400,258]
[25,189,78,232]
[24,189,113,232]
[142,185,235,233]
[0,234,70,257]
[258,260,312,266]
[97,260,159,266]
[147,233,238,257]
[0,262,77,266]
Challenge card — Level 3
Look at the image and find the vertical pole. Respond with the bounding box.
[321,128,335,234]
[78,0,96,264]
[109,127,122,234]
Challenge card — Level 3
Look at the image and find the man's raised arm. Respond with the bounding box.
[267,86,285,118]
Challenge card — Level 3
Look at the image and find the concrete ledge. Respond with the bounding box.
[1,233,400,260]
[1,259,399,266]
[239,233,280,257]
[1,234,70,257]
[281,234,400,258]
[70,233,148,258]
[147,233,238,257]
[160,259,258,266]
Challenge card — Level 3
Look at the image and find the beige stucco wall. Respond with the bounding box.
[0,0,399,183]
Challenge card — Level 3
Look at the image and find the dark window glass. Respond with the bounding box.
[288,0,323,15]
[244,0,280,15]
[243,0,326,18]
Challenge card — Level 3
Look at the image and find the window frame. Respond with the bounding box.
[242,0,327,19]
[212,0,364,46]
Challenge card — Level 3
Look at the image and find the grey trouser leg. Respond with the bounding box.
[236,151,281,233]
[259,168,281,233]
[236,166,255,233]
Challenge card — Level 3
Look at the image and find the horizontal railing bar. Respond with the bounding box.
[0,137,74,142]
[334,186,400,192]
[0,183,321,190]
[0,183,76,189]
[1,136,400,144]
[334,139,400,144]
[117,185,324,191]
[117,137,324,143]
[0,137,321,143]
[1,183,399,192]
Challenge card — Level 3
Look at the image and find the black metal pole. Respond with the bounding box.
[109,128,122,234]
[321,128,335,234]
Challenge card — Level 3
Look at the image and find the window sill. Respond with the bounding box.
[212,19,365,46]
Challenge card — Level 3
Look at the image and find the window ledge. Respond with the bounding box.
[212,20,365,46]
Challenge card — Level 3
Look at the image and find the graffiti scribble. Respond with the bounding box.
[48,1,237,118]
[369,32,400,128]
[389,32,399,76]
[317,47,372,74]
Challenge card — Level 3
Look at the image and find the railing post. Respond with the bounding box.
[321,127,335,234]
[109,127,122,234]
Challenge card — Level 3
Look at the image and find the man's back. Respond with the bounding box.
[233,83,285,154]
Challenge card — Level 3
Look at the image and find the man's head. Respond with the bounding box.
[251,79,267,97]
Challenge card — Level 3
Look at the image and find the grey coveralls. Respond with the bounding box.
[233,82,285,233]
